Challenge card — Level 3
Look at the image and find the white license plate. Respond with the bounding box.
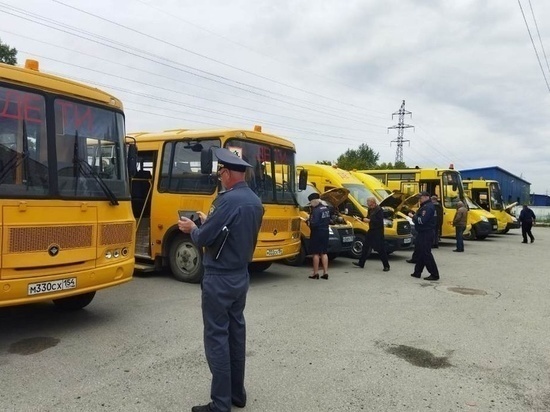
[266,248,283,257]
[342,236,354,243]
[28,278,77,296]
[492,225,497,230]
[404,238,412,244]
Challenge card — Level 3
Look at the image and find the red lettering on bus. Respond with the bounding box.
[0,90,44,124]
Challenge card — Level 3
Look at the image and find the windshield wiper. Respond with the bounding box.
[73,131,119,205]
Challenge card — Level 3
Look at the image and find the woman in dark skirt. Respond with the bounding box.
[307,193,331,279]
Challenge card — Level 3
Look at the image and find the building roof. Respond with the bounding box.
[459,166,531,185]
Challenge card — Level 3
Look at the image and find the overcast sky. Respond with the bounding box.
[2,0,549,193]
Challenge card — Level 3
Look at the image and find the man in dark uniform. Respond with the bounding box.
[410,191,440,281]
[306,192,330,279]
[352,197,390,271]
[519,204,536,243]
[178,148,264,412]
[431,195,443,248]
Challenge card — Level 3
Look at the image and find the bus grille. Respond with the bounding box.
[9,225,93,253]
[488,218,498,231]
[100,222,134,245]
[261,218,299,233]
[397,220,412,235]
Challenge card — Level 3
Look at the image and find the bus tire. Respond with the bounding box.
[53,292,96,310]
[347,233,366,260]
[248,262,272,273]
[169,234,203,283]
[282,243,306,266]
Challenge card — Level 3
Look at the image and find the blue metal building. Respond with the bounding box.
[460,166,531,205]
[530,194,550,206]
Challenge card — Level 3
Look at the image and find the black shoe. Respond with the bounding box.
[531,239,535,243]
[406,259,417,264]
[191,404,212,412]
[308,273,319,279]
[433,245,439,248]
[452,249,463,252]
[423,276,440,281]
[320,273,329,280]
[521,241,527,243]
[352,262,364,268]
[383,267,390,272]
[410,273,421,278]
[232,400,246,408]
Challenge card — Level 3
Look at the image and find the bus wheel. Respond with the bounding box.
[248,262,272,273]
[282,243,306,266]
[53,292,96,310]
[169,234,204,283]
[347,233,365,260]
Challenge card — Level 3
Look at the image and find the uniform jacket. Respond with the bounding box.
[309,203,330,231]
[190,181,263,275]
[519,207,536,223]
[453,206,468,227]
[412,199,436,233]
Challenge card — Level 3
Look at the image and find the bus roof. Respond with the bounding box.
[0,60,123,109]
[129,127,296,150]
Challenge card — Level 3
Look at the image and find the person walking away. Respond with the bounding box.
[306,192,330,279]
[431,195,443,248]
[519,204,536,243]
[178,148,264,412]
[410,191,440,281]
[352,197,390,271]
[452,201,468,252]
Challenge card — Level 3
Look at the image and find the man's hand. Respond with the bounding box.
[178,217,197,233]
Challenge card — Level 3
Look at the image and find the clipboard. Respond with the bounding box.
[211,226,230,260]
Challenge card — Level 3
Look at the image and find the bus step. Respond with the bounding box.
[134,262,156,273]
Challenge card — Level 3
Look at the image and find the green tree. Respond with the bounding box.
[336,143,379,170]
[0,39,17,65]
[316,160,332,165]
[376,161,407,169]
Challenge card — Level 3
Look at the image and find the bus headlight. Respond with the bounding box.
[383,219,393,228]
[105,250,112,259]
[113,250,120,258]
[480,216,488,222]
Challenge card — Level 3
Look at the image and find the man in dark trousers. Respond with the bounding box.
[519,204,536,243]
[306,192,330,279]
[410,191,440,281]
[352,197,390,271]
[178,148,264,412]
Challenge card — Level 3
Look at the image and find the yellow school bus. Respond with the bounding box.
[361,168,498,239]
[462,179,519,233]
[130,126,302,282]
[0,60,135,309]
[299,164,412,259]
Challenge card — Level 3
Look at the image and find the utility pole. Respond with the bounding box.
[388,100,414,164]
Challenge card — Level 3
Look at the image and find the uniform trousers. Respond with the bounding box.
[202,273,249,412]
[521,221,535,242]
[358,232,389,268]
[413,230,439,277]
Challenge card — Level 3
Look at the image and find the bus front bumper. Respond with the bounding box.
[385,235,414,253]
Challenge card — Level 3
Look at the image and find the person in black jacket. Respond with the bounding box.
[519,204,536,243]
[352,197,390,272]
[431,195,443,248]
[410,191,440,281]
[307,192,331,279]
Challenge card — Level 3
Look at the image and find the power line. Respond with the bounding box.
[518,0,550,92]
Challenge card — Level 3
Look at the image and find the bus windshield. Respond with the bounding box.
[441,171,464,208]
[159,137,297,205]
[55,99,128,199]
[343,183,376,207]
[489,182,504,210]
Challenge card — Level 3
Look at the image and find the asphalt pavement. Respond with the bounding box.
[1,229,549,412]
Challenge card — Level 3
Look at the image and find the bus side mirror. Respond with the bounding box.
[201,148,213,174]
[127,143,138,177]
[298,169,308,190]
